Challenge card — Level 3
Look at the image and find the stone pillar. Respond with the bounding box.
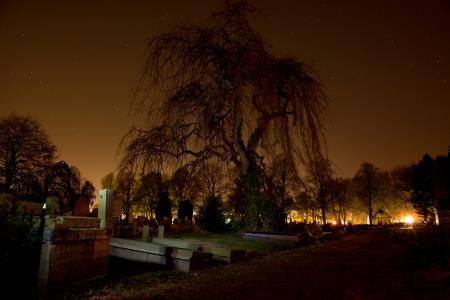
[158,224,165,238]
[143,224,150,241]
[98,189,113,229]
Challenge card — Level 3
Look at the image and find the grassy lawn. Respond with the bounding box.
[166,232,296,253]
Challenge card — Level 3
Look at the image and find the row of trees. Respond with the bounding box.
[108,149,442,230]
[101,160,228,222]
[0,114,96,214]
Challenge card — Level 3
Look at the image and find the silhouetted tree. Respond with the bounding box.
[410,154,435,221]
[197,195,226,232]
[44,161,81,213]
[353,162,389,225]
[306,153,334,225]
[329,178,352,225]
[199,160,228,198]
[434,149,450,210]
[169,166,202,203]
[294,190,320,223]
[80,180,96,203]
[0,114,56,192]
[264,157,298,223]
[101,172,115,190]
[228,178,245,222]
[134,171,164,219]
[120,1,327,230]
[177,200,193,223]
[114,171,138,222]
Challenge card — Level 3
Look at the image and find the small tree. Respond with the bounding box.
[197,195,226,232]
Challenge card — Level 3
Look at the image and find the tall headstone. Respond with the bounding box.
[98,189,113,229]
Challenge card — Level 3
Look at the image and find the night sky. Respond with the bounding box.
[1,0,449,191]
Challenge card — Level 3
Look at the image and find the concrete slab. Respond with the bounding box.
[110,238,166,255]
[109,247,166,265]
[152,237,201,251]
[243,232,299,242]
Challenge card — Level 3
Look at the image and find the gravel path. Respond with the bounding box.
[153,230,449,300]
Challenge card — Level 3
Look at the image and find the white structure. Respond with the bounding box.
[98,189,113,229]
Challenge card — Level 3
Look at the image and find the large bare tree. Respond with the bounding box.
[0,114,56,193]
[120,1,327,228]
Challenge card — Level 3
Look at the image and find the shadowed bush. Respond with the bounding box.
[197,195,226,233]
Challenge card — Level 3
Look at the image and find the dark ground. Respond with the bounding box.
[47,230,450,300]
[151,230,450,300]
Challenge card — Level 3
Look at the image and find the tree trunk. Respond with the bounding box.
[320,188,326,225]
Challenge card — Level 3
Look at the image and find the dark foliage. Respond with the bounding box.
[44,160,82,213]
[0,114,56,195]
[0,196,41,293]
[197,195,226,232]
[411,154,435,220]
[177,200,193,223]
[155,191,172,223]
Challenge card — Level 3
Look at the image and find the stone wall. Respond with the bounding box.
[38,189,114,293]
[38,216,110,291]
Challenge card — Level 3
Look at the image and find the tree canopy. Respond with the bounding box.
[0,114,56,192]
[120,0,326,178]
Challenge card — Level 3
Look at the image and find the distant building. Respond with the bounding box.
[373,208,392,225]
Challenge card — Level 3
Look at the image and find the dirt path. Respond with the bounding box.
[153,230,449,300]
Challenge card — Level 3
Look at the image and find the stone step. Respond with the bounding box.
[210,247,246,263]
[152,237,201,251]
[110,238,166,255]
[109,238,167,265]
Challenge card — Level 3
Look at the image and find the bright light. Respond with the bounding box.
[225,217,231,224]
[404,215,414,224]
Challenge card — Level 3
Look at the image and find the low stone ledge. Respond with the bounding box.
[152,237,201,251]
[45,216,101,229]
[243,232,299,242]
[43,228,109,243]
[110,238,166,255]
